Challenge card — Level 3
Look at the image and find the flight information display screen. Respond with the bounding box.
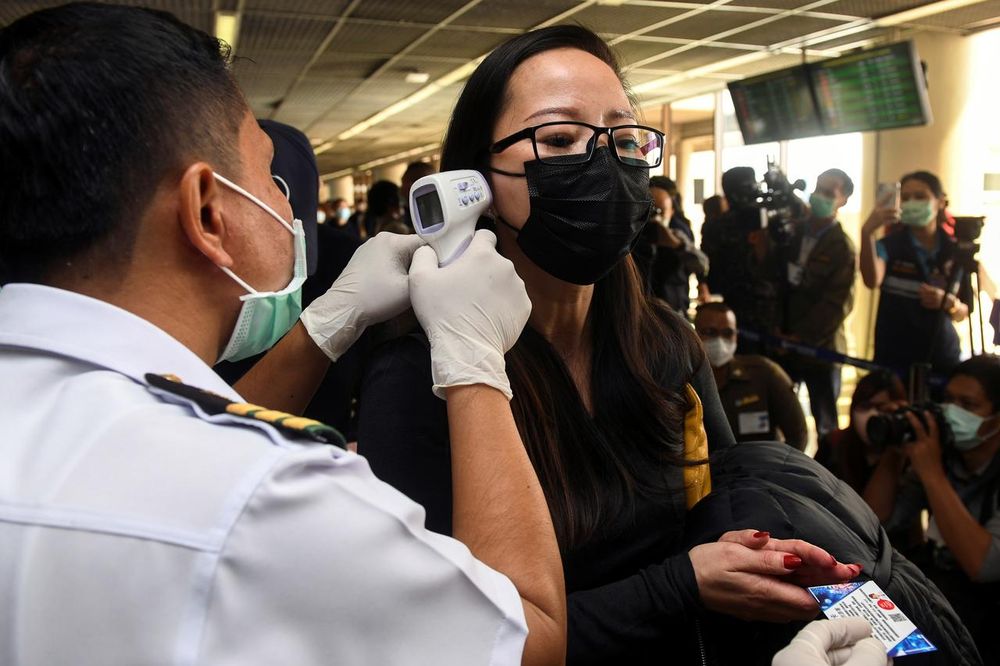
[810,41,932,134]
[728,65,821,144]
[726,41,931,144]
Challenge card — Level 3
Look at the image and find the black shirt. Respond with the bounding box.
[357,332,735,664]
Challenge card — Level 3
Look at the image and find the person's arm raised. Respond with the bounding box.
[409,230,566,666]
[859,209,895,289]
[234,233,423,413]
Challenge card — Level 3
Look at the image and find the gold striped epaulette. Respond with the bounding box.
[145,373,346,448]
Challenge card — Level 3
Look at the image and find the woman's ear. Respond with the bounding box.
[177,163,234,269]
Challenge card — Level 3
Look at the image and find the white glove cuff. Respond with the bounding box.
[299,305,364,363]
[428,337,512,401]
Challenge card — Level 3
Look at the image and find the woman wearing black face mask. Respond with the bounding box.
[357,26,976,665]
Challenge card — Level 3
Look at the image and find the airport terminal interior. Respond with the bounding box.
[2,1,1000,664]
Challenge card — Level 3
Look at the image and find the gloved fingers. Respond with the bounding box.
[372,231,424,263]
[849,636,890,665]
[468,227,498,251]
[801,618,874,651]
[408,244,439,277]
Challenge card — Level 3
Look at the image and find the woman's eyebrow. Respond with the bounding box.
[522,107,638,122]
[523,106,581,122]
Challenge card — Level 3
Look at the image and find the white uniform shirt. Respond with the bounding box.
[0,284,527,666]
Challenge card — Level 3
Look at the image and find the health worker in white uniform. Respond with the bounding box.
[0,4,564,666]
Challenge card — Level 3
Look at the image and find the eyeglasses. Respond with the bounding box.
[696,327,736,339]
[489,121,665,169]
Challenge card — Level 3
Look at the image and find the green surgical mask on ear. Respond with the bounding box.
[900,200,935,227]
[214,173,307,363]
[809,193,836,219]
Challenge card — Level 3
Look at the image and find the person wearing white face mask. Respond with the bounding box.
[860,171,973,377]
[0,5,567,666]
[864,354,1000,663]
[695,302,808,450]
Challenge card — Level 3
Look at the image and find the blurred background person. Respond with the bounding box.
[816,370,906,493]
[702,166,782,355]
[400,160,436,231]
[363,180,408,236]
[860,170,973,379]
[634,176,708,313]
[695,302,807,449]
[863,354,1000,663]
[780,168,857,440]
[697,194,728,303]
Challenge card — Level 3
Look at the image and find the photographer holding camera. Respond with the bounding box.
[863,354,1000,662]
[702,167,784,355]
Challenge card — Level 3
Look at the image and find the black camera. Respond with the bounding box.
[725,160,806,245]
[866,403,955,452]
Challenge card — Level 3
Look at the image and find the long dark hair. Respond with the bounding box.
[441,25,704,549]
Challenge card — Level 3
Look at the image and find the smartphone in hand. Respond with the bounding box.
[876,181,901,210]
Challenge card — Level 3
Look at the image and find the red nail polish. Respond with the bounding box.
[784,555,803,569]
[753,531,769,539]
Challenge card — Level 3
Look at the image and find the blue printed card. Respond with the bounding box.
[807,581,937,657]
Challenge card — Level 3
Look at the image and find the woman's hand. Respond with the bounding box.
[773,618,890,666]
[689,530,860,622]
[862,207,899,236]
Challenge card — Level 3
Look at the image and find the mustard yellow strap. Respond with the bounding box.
[682,383,712,509]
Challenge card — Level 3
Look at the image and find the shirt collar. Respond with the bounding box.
[0,284,242,401]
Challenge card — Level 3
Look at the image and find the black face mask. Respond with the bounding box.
[493,147,652,285]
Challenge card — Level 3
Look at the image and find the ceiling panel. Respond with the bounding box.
[352,0,476,23]
[647,10,771,41]
[822,0,933,17]
[408,29,511,59]
[730,15,848,44]
[456,0,582,30]
[574,5,688,35]
[325,21,428,55]
[915,0,1000,28]
[5,0,988,174]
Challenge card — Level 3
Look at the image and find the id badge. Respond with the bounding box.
[738,411,770,435]
[808,581,937,657]
[787,263,804,286]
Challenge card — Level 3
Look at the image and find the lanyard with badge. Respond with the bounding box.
[787,222,835,287]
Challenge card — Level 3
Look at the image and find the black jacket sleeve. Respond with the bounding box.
[691,355,736,452]
[356,334,454,535]
[566,553,701,664]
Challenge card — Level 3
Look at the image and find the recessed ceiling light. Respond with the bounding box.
[405,71,430,84]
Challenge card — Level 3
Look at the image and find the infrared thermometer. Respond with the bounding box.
[409,170,492,266]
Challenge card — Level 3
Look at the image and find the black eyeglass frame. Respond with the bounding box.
[488,120,666,169]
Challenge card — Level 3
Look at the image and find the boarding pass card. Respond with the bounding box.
[807,580,937,657]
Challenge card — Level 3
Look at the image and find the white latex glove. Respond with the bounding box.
[300,232,424,361]
[408,229,530,400]
[773,618,891,666]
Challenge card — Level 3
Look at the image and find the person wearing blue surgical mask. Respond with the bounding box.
[860,171,973,378]
[864,354,1000,663]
